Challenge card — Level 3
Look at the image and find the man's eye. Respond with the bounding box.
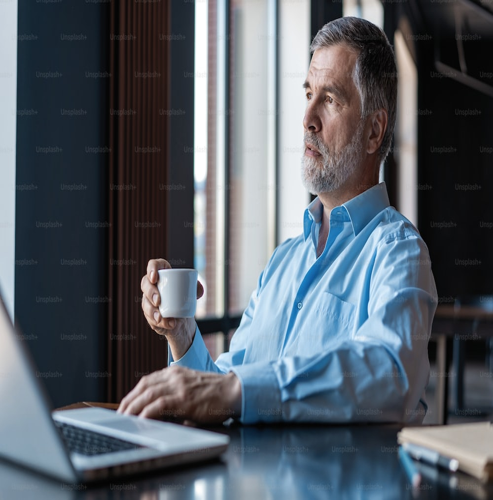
[306,93,312,100]
[326,95,334,104]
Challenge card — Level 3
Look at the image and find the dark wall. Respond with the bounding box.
[16,1,110,408]
[417,38,493,301]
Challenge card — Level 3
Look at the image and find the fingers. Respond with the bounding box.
[141,295,175,331]
[139,396,183,420]
[141,295,162,330]
[141,274,160,308]
[123,388,167,417]
[146,259,171,285]
[119,387,156,416]
[118,369,170,414]
[119,369,189,418]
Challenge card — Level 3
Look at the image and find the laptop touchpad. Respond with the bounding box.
[96,417,214,447]
[99,417,166,433]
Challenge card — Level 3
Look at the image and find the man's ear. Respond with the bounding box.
[366,109,388,156]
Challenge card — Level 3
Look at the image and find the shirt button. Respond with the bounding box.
[297,302,303,310]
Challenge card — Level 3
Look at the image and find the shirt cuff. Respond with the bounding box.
[230,361,282,424]
[168,325,210,371]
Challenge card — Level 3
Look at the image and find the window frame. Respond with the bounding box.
[194,0,280,353]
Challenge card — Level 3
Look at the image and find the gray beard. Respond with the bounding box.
[301,121,365,195]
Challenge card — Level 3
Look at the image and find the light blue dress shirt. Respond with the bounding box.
[169,183,438,424]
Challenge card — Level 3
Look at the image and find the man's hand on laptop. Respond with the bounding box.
[141,258,204,360]
[117,366,242,423]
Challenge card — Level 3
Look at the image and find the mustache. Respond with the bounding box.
[304,127,364,158]
[304,132,329,156]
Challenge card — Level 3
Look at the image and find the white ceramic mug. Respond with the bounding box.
[157,269,198,318]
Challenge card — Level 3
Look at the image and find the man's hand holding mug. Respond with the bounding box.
[140,259,203,360]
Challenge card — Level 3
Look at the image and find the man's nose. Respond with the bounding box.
[303,102,321,133]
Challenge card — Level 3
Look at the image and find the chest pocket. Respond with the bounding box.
[281,292,358,357]
[315,292,356,335]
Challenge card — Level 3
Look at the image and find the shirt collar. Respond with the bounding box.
[303,182,390,240]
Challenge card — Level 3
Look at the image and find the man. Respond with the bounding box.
[118,17,437,424]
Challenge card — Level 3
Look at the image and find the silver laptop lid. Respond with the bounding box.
[0,294,78,482]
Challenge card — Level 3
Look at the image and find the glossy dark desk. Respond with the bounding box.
[1,422,491,499]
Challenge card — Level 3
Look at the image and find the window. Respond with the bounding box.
[394,29,418,227]
[194,0,278,357]
[343,0,383,28]
[193,0,310,359]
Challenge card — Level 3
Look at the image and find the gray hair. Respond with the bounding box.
[310,17,397,162]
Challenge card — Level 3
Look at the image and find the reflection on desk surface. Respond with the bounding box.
[0,424,492,499]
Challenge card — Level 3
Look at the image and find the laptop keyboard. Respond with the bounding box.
[55,421,144,456]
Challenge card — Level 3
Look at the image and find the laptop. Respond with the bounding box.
[0,294,229,483]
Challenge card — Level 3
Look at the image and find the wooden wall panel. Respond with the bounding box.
[107,0,170,403]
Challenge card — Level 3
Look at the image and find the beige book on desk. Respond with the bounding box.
[397,422,493,482]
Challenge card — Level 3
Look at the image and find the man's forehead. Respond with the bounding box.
[307,44,357,84]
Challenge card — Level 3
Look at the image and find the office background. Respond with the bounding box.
[1,0,493,413]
